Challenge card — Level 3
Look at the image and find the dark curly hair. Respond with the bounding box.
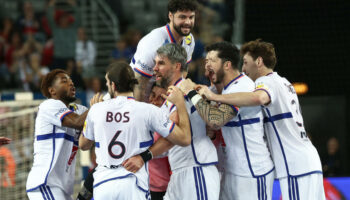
[40,69,67,98]
[168,0,197,14]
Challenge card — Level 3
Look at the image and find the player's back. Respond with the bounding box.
[89,96,159,167]
[257,72,322,178]
[221,74,274,177]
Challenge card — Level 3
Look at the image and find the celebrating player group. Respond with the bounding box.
[26,0,325,199]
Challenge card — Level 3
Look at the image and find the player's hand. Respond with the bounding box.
[162,86,184,106]
[122,155,144,173]
[196,85,215,100]
[90,92,103,107]
[178,78,196,94]
[0,137,11,146]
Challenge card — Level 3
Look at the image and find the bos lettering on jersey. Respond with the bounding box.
[106,112,130,123]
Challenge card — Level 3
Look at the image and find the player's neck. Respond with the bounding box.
[114,92,134,98]
[260,68,273,77]
[223,70,241,87]
[169,74,182,87]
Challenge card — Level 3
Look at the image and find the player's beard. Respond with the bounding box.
[173,23,192,37]
[213,66,225,84]
[62,94,76,104]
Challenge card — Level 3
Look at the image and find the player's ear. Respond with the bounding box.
[48,86,55,97]
[168,12,173,22]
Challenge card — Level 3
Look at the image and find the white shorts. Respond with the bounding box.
[93,174,150,200]
[164,165,220,200]
[279,173,326,200]
[27,185,72,200]
[219,170,274,200]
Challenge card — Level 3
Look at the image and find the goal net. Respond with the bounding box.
[0,100,82,199]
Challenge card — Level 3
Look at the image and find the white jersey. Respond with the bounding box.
[83,96,176,191]
[161,78,218,171]
[130,24,195,78]
[26,99,87,196]
[221,74,274,177]
[256,72,322,178]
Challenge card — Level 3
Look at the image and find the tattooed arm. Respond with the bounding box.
[194,98,236,130]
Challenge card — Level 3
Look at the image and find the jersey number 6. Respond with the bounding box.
[108,130,126,159]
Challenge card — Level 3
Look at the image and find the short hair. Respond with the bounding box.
[240,39,277,69]
[156,43,188,72]
[168,0,197,14]
[205,41,240,69]
[107,62,138,93]
[40,69,67,98]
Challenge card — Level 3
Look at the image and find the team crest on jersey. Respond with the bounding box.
[83,121,87,133]
[256,82,269,91]
[185,35,192,45]
[69,103,77,111]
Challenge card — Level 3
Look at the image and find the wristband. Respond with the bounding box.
[187,90,197,99]
[140,149,153,163]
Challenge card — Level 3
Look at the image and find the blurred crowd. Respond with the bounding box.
[0,0,236,96]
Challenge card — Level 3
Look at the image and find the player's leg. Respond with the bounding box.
[220,170,274,200]
[93,176,149,200]
[27,185,72,200]
[279,173,325,200]
[164,165,220,200]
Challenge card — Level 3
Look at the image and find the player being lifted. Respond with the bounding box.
[198,39,326,200]
[131,0,197,102]
[26,69,101,200]
[79,62,191,200]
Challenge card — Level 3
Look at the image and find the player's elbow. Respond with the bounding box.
[178,135,191,147]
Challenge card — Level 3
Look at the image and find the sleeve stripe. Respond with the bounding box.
[60,110,73,121]
[133,67,153,78]
[186,59,192,64]
[231,105,239,113]
[254,88,271,101]
[169,122,175,134]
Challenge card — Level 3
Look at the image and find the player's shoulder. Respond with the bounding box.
[138,26,167,47]
[40,98,66,109]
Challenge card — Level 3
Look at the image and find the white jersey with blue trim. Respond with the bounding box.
[26,99,87,195]
[221,74,274,177]
[161,78,218,171]
[130,24,195,78]
[83,96,176,190]
[256,72,322,178]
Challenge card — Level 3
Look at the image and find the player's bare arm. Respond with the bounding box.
[79,135,93,151]
[163,86,191,146]
[198,86,271,107]
[134,72,151,102]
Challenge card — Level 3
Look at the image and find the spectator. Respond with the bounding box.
[66,59,84,89]
[16,1,45,42]
[47,0,80,70]
[75,27,96,86]
[322,137,342,177]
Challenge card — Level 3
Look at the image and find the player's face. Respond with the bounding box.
[149,86,166,107]
[105,74,115,98]
[242,53,259,81]
[170,10,195,36]
[153,55,177,88]
[52,73,76,103]
[205,51,225,84]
